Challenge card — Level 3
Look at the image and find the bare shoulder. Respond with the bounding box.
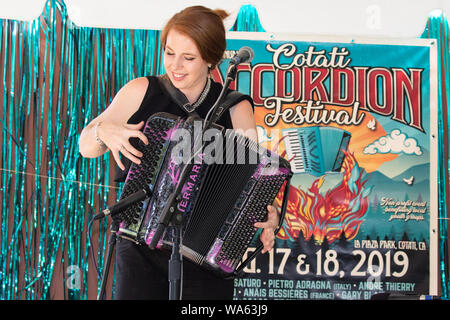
[230,99,253,117]
[101,77,150,121]
[119,76,150,98]
[229,99,256,138]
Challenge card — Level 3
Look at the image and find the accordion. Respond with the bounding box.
[116,112,292,277]
[282,126,351,176]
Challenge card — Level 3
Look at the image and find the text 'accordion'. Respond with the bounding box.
[117,112,292,277]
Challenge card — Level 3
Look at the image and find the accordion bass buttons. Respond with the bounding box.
[118,115,178,239]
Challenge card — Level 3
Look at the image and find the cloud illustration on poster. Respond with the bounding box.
[363,129,423,155]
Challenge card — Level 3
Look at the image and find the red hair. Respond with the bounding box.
[161,6,229,69]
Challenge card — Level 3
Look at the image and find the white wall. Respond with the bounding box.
[0,0,449,38]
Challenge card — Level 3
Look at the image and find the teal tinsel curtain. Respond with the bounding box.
[230,4,266,32]
[0,0,163,299]
[0,1,264,300]
[420,10,450,300]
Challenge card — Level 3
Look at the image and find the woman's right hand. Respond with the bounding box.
[96,120,149,170]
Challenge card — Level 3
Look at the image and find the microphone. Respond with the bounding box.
[94,187,150,221]
[230,46,254,65]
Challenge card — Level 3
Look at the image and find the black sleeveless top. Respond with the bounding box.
[114,75,254,182]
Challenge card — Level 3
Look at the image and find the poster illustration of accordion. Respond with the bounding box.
[212,33,438,300]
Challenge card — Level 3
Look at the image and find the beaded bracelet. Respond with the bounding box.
[94,121,106,146]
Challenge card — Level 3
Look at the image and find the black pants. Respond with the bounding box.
[113,238,234,300]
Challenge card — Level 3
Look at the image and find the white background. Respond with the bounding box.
[0,0,449,38]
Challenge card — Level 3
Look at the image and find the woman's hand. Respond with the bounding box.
[96,120,149,170]
[254,205,279,254]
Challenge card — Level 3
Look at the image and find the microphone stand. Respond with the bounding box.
[149,61,241,300]
[97,221,119,300]
[203,62,238,130]
[93,188,150,300]
[168,219,183,300]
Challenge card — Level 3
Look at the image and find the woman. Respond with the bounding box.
[79,5,278,300]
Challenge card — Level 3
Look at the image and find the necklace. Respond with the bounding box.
[182,77,211,113]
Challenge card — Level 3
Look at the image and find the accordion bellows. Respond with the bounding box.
[117,112,292,277]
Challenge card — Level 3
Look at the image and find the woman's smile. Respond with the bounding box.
[163,29,209,103]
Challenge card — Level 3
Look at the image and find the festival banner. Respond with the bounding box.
[212,33,439,300]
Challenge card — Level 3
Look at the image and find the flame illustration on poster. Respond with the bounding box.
[274,150,372,245]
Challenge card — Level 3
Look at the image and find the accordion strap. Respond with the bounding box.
[158,74,199,117]
[208,90,245,124]
[157,74,245,123]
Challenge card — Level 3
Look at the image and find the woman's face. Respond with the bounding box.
[163,29,209,99]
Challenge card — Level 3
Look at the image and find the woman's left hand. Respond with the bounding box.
[254,205,279,254]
